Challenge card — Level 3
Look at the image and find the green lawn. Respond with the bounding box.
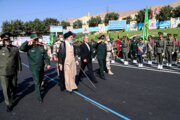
[75,28,180,42]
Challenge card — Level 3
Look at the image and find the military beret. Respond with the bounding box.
[64,31,74,39]
[158,32,163,35]
[30,33,38,40]
[148,35,152,38]
[133,36,136,39]
[173,34,178,37]
[0,33,12,40]
[98,35,105,39]
[139,38,143,41]
[167,33,172,36]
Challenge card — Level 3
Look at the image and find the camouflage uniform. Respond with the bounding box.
[172,35,180,64]
[165,36,174,66]
[105,41,114,75]
[53,39,64,76]
[146,38,155,64]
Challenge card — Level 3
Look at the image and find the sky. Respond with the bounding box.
[0,0,178,31]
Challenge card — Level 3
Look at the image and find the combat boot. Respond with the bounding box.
[108,70,114,75]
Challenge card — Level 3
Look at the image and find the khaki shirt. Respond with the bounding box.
[105,41,114,53]
[44,44,52,57]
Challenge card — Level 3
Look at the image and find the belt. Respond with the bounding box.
[107,50,112,52]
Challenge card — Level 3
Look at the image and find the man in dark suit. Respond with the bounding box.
[79,36,97,83]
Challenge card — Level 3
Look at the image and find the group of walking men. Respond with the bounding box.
[0,31,114,112]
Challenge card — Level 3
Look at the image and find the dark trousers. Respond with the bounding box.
[132,51,137,60]
[79,61,96,81]
[59,68,65,89]
[137,55,143,64]
[31,69,44,100]
[172,52,179,61]
[97,58,106,78]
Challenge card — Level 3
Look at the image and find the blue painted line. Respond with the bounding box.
[74,91,130,120]
[22,62,131,120]
[22,63,29,68]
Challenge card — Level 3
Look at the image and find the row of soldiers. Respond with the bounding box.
[111,32,180,69]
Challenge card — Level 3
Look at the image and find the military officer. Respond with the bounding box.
[20,34,51,103]
[155,32,166,70]
[0,33,22,112]
[121,36,129,65]
[93,35,107,80]
[105,36,114,75]
[165,34,174,67]
[146,35,155,65]
[172,34,180,64]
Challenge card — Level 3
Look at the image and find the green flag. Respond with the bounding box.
[143,5,149,43]
[50,33,54,44]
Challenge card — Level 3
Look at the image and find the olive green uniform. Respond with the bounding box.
[20,41,50,100]
[0,46,22,106]
[93,42,107,79]
[165,38,175,65]
[172,39,180,62]
[155,38,166,65]
[121,40,129,62]
[131,40,138,61]
[146,40,154,61]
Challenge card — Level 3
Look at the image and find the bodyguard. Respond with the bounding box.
[20,34,51,103]
[0,33,22,112]
[93,35,107,80]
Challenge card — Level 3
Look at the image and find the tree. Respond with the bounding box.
[1,21,12,34]
[173,5,180,18]
[88,16,102,27]
[43,18,59,34]
[104,12,119,25]
[123,16,133,24]
[60,20,70,29]
[135,9,153,23]
[10,20,24,36]
[32,18,44,36]
[24,21,34,36]
[73,20,82,28]
[156,5,173,21]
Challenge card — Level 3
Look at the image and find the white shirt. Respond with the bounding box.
[85,42,90,51]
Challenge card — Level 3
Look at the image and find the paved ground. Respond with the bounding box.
[0,53,180,120]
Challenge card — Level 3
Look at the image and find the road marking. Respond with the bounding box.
[22,62,131,120]
[93,61,180,75]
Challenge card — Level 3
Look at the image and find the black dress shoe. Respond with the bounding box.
[66,90,73,94]
[100,77,106,80]
[37,98,43,104]
[92,79,98,83]
[78,77,82,82]
[6,106,13,112]
[61,87,65,91]
[73,89,78,91]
